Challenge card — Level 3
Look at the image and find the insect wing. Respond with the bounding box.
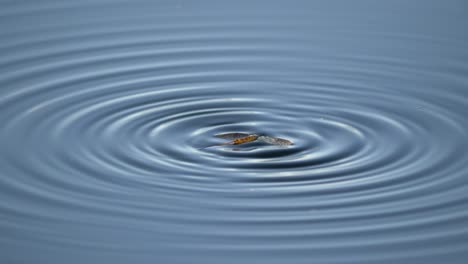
[214,132,251,139]
[258,136,293,145]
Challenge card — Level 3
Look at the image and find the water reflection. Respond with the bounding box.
[1,1,468,264]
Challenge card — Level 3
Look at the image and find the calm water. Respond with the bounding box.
[1,1,468,263]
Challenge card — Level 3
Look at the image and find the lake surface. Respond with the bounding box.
[1,1,468,263]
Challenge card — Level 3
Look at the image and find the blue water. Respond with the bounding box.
[1,1,468,263]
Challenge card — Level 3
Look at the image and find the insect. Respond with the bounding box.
[215,133,259,146]
[200,132,293,149]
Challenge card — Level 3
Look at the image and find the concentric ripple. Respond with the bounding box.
[1,1,468,264]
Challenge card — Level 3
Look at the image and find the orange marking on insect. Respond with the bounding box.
[217,134,258,146]
[231,134,259,145]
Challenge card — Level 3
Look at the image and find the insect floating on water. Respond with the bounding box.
[201,132,293,149]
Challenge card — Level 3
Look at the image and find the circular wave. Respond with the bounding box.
[1,3,468,264]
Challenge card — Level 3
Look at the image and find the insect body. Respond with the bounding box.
[220,134,259,145]
[203,132,293,149]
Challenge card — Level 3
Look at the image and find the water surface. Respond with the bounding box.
[1,1,468,263]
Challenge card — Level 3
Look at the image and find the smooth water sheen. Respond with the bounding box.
[1,1,468,263]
